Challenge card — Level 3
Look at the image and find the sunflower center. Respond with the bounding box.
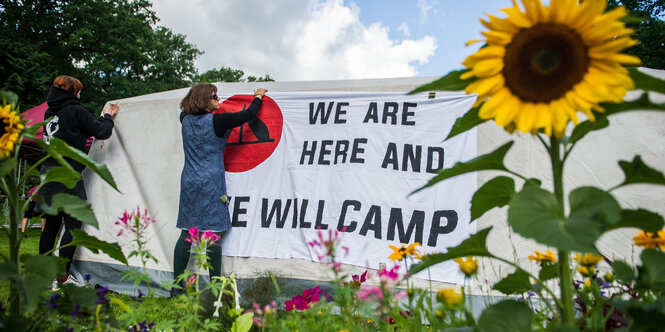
[0,125,6,137]
[502,23,589,103]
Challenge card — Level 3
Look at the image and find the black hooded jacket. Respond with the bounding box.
[43,86,114,171]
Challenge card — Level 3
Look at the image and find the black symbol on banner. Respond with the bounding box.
[226,104,276,146]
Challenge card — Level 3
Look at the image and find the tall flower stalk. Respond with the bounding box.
[115,206,157,295]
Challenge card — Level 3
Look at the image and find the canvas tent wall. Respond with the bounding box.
[71,71,665,304]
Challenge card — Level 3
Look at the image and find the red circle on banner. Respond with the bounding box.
[214,95,283,172]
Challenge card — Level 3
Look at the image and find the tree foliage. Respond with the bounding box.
[0,0,273,115]
[195,67,274,84]
[608,0,665,69]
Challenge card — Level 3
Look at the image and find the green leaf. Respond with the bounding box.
[446,106,486,140]
[612,297,665,332]
[34,137,118,191]
[0,262,18,280]
[0,158,16,177]
[39,193,98,228]
[602,93,665,117]
[637,249,665,292]
[475,300,533,332]
[471,176,515,222]
[62,284,100,310]
[608,209,664,232]
[564,187,621,248]
[412,142,514,195]
[409,227,493,275]
[409,69,472,94]
[629,67,665,94]
[68,229,127,265]
[508,186,590,252]
[231,313,254,332]
[569,115,609,144]
[539,263,559,281]
[611,260,635,283]
[616,156,665,188]
[40,166,81,189]
[22,255,60,313]
[493,269,533,295]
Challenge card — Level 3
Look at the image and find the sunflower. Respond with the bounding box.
[436,288,463,305]
[632,229,665,250]
[0,104,24,158]
[462,0,640,137]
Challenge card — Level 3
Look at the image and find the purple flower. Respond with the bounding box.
[69,303,81,317]
[128,321,155,332]
[96,286,110,305]
[130,290,144,302]
[84,274,92,283]
[46,293,61,309]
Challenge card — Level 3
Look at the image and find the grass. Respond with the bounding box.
[0,227,242,329]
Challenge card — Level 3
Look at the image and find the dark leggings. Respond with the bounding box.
[173,230,224,282]
[39,212,82,274]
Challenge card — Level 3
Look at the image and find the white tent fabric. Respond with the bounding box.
[73,71,665,299]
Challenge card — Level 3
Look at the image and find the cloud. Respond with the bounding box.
[417,0,438,23]
[150,0,436,80]
[397,22,410,37]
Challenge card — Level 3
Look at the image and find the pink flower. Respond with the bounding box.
[185,227,221,247]
[284,287,328,311]
[185,227,200,244]
[378,265,401,282]
[115,207,155,238]
[185,275,196,288]
[357,286,384,301]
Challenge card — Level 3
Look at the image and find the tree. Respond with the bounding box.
[607,0,665,69]
[0,0,202,113]
[195,67,275,83]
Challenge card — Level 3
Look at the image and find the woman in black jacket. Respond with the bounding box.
[38,75,119,286]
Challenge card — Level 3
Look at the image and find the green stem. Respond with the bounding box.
[550,136,574,326]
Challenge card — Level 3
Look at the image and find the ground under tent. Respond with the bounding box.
[70,71,665,310]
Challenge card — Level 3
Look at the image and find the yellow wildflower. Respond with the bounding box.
[454,256,478,277]
[632,230,665,250]
[436,288,463,305]
[528,250,557,263]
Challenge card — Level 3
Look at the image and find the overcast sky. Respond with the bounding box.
[150,0,508,81]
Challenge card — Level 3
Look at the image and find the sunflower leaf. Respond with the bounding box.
[446,106,486,140]
[408,227,494,275]
[411,141,513,195]
[564,187,622,249]
[569,115,609,144]
[0,158,16,177]
[408,69,472,94]
[616,156,665,188]
[471,176,515,222]
[37,193,98,228]
[493,268,533,295]
[539,263,559,281]
[608,209,664,232]
[40,166,81,189]
[509,186,592,252]
[34,137,118,191]
[603,93,665,117]
[475,300,533,332]
[629,67,665,95]
[637,249,665,292]
[611,260,635,283]
[68,229,127,265]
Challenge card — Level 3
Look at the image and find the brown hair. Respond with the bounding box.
[180,83,217,115]
[53,75,83,95]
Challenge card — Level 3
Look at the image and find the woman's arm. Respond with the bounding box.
[212,97,264,137]
[79,105,115,139]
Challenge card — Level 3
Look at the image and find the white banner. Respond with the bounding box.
[219,91,478,283]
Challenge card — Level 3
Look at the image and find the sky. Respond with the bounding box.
[150,0,511,81]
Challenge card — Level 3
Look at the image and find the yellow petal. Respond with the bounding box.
[494,94,521,126]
